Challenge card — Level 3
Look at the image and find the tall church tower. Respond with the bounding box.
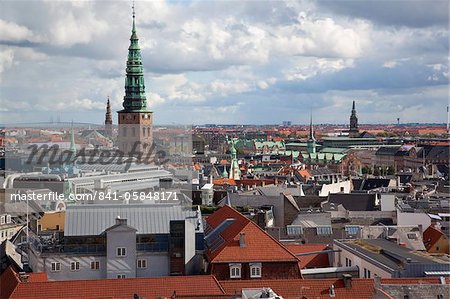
[349,100,359,138]
[307,113,316,154]
[117,5,153,155]
[105,97,112,138]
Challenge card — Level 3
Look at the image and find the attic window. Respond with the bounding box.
[6,215,11,224]
[317,226,332,235]
[345,226,360,235]
[229,263,241,279]
[407,233,417,240]
[250,263,262,278]
[287,225,303,236]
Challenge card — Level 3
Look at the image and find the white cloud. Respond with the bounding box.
[0,19,39,42]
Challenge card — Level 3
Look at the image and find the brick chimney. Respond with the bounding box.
[239,233,246,248]
[342,273,352,289]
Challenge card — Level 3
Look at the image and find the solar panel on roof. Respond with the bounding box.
[205,218,235,250]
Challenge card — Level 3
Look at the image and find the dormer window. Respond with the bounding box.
[6,215,11,224]
[250,263,262,278]
[229,263,241,279]
[0,216,4,225]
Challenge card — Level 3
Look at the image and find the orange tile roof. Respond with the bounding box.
[0,267,226,299]
[213,178,237,186]
[206,206,300,264]
[285,244,330,269]
[298,169,311,178]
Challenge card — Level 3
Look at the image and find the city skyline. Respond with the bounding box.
[0,0,449,125]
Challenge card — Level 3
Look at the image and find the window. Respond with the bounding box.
[90,261,100,270]
[316,226,332,235]
[364,268,371,278]
[345,226,360,235]
[117,247,126,257]
[51,262,61,272]
[6,215,11,224]
[345,258,352,267]
[0,216,4,225]
[287,225,303,236]
[117,274,126,279]
[229,263,241,279]
[137,259,147,269]
[407,233,417,240]
[70,261,80,271]
[437,295,444,299]
[250,263,262,278]
[1,231,3,238]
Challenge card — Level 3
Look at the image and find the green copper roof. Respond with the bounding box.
[121,14,149,112]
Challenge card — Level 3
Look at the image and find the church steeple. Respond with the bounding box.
[105,97,112,125]
[120,3,148,112]
[307,113,316,154]
[349,100,359,137]
[117,2,153,156]
[105,97,112,137]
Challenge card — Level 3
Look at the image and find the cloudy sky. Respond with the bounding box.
[0,0,448,125]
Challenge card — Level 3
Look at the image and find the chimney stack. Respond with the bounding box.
[115,216,127,225]
[18,272,29,283]
[342,274,352,289]
[239,233,246,248]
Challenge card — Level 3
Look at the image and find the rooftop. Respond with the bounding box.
[65,204,202,236]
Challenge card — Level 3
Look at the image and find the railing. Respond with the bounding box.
[136,242,168,252]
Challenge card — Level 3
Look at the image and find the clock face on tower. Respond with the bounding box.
[126,114,133,120]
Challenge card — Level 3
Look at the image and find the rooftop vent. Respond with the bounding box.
[342,274,352,289]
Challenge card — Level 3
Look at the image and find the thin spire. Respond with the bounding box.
[132,0,136,31]
[309,112,314,140]
[352,100,356,111]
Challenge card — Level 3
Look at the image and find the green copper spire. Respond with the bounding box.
[121,3,149,112]
[69,124,76,155]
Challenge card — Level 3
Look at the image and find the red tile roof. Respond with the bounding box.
[220,278,450,299]
[205,206,300,264]
[423,225,446,251]
[2,266,449,299]
[285,244,331,269]
[220,278,375,299]
[0,267,225,299]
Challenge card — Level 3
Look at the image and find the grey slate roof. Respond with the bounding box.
[328,193,377,211]
[65,204,202,236]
